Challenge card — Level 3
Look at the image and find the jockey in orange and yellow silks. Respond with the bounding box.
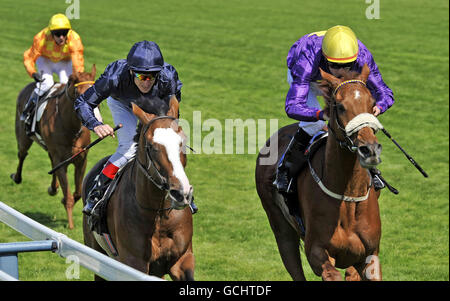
[21,13,85,123]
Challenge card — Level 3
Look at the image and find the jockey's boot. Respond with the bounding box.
[274,127,312,193]
[20,91,39,124]
[370,168,385,191]
[83,173,112,216]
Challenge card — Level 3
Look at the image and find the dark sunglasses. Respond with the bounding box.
[133,71,158,81]
[328,61,354,70]
[51,29,69,37]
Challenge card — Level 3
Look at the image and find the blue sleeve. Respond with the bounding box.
[162,63,183,102]
[74,64,116,130]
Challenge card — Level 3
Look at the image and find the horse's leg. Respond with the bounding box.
[354,252,382,281]
[47,153,59,195]
[264,198,306,281]
[73,155,87,203]
[345,266,362,281]
[119,255,149,275]
[82,215,107,281]
[55,166,75,229]
[306,245,342,281]
[11,132,33,184]
[169,248,195,281]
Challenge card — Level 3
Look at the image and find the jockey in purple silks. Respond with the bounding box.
[274,25,394,193]
[75,41,198,216]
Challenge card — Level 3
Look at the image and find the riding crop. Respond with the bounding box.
[380,128,428,178]
[48,124,123,174]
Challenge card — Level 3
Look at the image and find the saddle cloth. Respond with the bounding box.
[29,83,65,146]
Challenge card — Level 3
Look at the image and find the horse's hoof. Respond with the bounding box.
[10,173,21,184]
[48,186,58,196]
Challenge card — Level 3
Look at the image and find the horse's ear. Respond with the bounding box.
[358,63,370,82]
[320,68,341,88]
[167,95,179,118]
[91,64,96,78]
[132,102,156,124]
[68,74,76,87]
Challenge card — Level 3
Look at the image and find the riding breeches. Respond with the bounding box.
[107,97,138,169]
[287,69,326,136]
[34,56,73,96]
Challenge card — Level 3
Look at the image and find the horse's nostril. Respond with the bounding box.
[358,146,371,158]
[169,189,184,203]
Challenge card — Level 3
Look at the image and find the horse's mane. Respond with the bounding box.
[132,95,170,143]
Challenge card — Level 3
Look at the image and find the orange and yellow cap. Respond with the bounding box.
[48,14,71,31]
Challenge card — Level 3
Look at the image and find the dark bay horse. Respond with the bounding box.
[82,97,195,280]
[11,66,96,229]
[256,64,384,281]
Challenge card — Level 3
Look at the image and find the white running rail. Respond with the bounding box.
[0,201,163,281]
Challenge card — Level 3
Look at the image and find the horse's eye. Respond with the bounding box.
[336,103,346,114]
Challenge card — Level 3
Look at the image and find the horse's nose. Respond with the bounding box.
[357,143,382,168]
[169,189,184,203]
[169,185,192,210]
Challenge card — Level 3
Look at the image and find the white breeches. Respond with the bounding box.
[34,56,72,96]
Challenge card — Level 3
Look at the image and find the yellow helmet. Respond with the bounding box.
[48,14,71,31]
[322,25,358,63]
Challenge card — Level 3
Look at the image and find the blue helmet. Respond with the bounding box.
[127,41,164,73]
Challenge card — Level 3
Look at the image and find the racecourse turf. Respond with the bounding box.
[0,0,448,281]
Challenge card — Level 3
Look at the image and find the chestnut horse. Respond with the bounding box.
[11,66,96,229]
[256,64,384,281]
[82,97,195,280]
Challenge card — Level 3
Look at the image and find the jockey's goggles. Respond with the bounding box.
[133,71,158,81]
[328,61,354,70]
[51,29,69,37]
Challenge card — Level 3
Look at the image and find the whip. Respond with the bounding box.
[48,124,122,174]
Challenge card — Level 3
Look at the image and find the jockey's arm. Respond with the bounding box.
[285,79,324,122]
[23,30,45,77]
[365,53,395,115]
[74,73,112,131]
[68,31,85,73]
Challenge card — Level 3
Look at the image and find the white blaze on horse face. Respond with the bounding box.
[153,128,191,195]
[354,90,361,100]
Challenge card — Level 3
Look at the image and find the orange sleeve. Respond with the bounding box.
[68,30,85,73]
[23,29,45,77]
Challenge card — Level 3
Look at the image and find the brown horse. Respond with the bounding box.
[82,97,195,280]
[256,64,384,281]
[11,66,96,229]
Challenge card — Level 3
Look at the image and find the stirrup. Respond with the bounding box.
[273,170,292,193]
[372,174,385,191]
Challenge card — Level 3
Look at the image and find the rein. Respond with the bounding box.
[65,80,95,100]
[74,81,95,87]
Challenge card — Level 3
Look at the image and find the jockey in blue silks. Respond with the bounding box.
[75,40,197,215]
[274,25,395,193]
